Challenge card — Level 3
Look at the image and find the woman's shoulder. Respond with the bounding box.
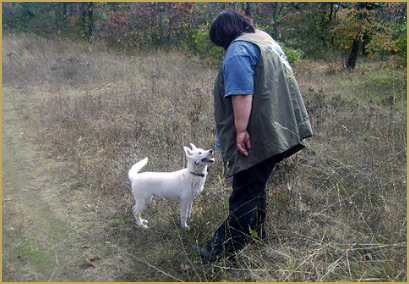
[227,40,260,58]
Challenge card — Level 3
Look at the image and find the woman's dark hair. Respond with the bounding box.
[210,10,255,50]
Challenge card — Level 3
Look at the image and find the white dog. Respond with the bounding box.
[128,144,214,229]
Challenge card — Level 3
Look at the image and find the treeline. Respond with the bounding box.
[2,2,407,67]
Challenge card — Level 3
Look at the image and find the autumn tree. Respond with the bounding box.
[344,3,379,69]
[278,3,342,59]
[80,2,94,42]
[334,2,406,69]
[253,2,287,40]
[99,2,195,50]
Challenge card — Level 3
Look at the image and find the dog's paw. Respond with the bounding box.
[142,219,149,225]
[137,224,149,229]
[182,225,190,230]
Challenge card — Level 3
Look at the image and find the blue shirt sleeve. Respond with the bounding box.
[222,41,261,97]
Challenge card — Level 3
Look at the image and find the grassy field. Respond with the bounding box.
[2,33,407,281]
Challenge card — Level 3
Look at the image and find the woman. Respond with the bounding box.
[196,10,313,261]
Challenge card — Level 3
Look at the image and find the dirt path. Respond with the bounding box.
[2,88,125,281]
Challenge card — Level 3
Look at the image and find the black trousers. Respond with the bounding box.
[206,156,275,256]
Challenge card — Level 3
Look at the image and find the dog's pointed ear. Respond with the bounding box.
[190,143,197,150]
[184,146,193,157]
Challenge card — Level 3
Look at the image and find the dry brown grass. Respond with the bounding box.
[3,33,407,281]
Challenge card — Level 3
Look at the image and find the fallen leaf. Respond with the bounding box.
[180,264,192,272]
[89,255,101,261]
[3,198,11,201]
[83,259,95,267]
[81,245,91,248]
[5,265,14,273]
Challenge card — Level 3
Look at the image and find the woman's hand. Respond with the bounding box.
[232,94,253,156]
[236,130,251,156]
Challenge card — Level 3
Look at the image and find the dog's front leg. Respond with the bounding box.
[180,200,193,230]
[187,202,193,220]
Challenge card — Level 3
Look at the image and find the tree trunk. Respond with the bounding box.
[81,3,87,37]
[244,2,251,17]
[271,2,284,39]
[87,2,94,43]
[80,3,94,42]
[346,38,360,69]
[345,2,372,69]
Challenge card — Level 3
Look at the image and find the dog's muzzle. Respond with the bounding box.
[202,150,215,163]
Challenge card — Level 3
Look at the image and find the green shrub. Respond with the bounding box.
[280,43,303,63]
[185,24,223,66]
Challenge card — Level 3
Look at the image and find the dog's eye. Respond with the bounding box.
[199,152,202,155]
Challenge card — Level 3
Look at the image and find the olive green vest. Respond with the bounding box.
[214,30,313,178]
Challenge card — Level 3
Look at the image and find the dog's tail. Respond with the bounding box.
[128,157,148,181]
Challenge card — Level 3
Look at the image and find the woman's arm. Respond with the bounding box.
[232,94,253,156]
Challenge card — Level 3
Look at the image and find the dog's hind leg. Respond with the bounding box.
[180,200,193,230]
[132,205,149,229]
[132,197,151,229]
